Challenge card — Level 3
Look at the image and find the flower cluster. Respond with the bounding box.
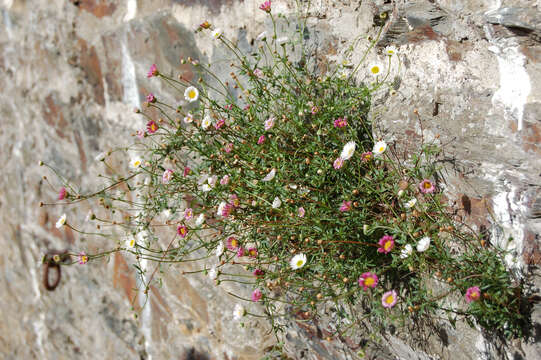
[45,1,527,344]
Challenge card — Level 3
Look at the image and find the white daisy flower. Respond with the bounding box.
[233,304,245,320]
[201,184,212,192]
[55,214,67,228]
[373,140,387,155]
[183,113,194,123]
[195,213,205,226]
[256,31,267,41]
[416,237,431,252]
[276,36,288,45]
[202,115,212,129]
[290,253,307,270]
[272,197,282,209]
[95,152,106,162]
[212,28,222,39]
[261,168,276,182]
[369,63,382,77]
[131,157,142,168]
[400,244,413,259]
[340,141,356,160]
[208,266,218,280]
[184,86,199,102]
[126,237,137,249]
[338,70,348,80]
[405,198,417,209]
[217,201,227,216]
[207,175,218,187]
[216,242,224,257]
[386,46,397,56]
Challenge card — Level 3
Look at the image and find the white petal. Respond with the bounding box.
[262,168,276,182]
[271,197,281,208]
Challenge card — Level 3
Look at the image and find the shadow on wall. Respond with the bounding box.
[182,347,210,360]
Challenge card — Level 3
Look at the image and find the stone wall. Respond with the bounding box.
[0,0,540,359]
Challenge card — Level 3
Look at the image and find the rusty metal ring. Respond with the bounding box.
[43,262,62,291]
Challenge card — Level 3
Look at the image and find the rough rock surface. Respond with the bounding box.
[0,0,540,359]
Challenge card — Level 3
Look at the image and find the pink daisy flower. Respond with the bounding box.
[361,152,373,162]
[146,93,156,103]
[136,129,145,139]
[382,290,398,308]
[251,288,263,302]
[226,236,239,251]
[259,0,271,12]
[311,106,319,115]
[253,269,265,277]
[253,69,264,78]
[339,200,352,212]
[184,208,193,220]
[183,166,191,177]
[224,143,234,153]
[215,118,226,130]
[333,117,348,128]
[247,247,258,258]
[177,225,188,238]
[358,272,378,290]
[297,207,305,218]
[465,286,481,303]
[146,120,158,134]
[237,247,245,257]
[257,135,266,145]
[221,203,233,217]
[58,187,67,200]
[147,64,158,78]
[229,194,240,207]
[78,252,88,265]
[162,169,173,184]
[333,157,344,169]
[220,174,230,186]
[264,117,275,131]
[419,179,435,194]
[377,235,395,254]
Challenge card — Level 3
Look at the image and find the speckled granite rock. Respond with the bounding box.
[0,0,540,359]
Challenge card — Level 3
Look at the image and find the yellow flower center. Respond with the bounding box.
[424,182,432,189]
[371,66,380,74]
[471,291,479,300]
[385,294,395,304]
[378,146,385,153]
[129,239,135,247]
[231,239,238,248]
[81,256,88,263]
[296,260,304,267]
[384,241,392,251]
[365,277,374,287]
[134,160,141,167]
[188,90,196,99]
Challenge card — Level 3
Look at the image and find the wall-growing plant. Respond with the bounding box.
[42,1,529,349]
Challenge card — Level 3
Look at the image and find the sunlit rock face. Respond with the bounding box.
[0,0,540,359]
